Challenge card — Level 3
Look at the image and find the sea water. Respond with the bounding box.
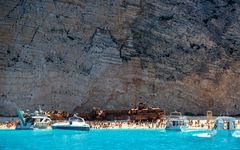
[0,129,240,150]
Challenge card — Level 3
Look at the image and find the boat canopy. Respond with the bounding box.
[215,117,236,122]
[170,111,182,117]
[169,111,187,120]
[32,116,51,119]
[69,114,85,122]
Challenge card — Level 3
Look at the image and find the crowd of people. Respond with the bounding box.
[0,121,16,129]
[88,119,213,129]
[88,119,240,129]
[1,118,240,130]
[88,120,165,129]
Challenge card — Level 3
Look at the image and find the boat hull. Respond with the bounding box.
[165,125,188,131]
[16,127,34,130]
[16,121,51,130]
[165,126,182,131]
[52,126,90,131]
[16,123,34,130]
[16,126,34,130]
[16,125,51,130]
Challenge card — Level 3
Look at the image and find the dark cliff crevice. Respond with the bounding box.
[5,0,27,21]
[5,0,24,18]
[30,26,39,44]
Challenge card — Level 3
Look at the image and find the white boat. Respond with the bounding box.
[16,108,51,130]
[51,115,90,131]
[193,116,237,138]
[165,111,188,131]
[211,116,237,137]
[213,116,236,130]
[32,116,52,129]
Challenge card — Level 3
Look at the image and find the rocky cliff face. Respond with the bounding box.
[0,0,240,116]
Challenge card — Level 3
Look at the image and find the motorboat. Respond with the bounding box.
[212,116,236,130]
[211,116,237,137]
[31,116,52,129]
[51,115,90,131]
[16,108,51,130]
[193,116,237,138]
[165,111,188,131]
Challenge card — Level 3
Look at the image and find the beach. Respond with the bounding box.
[1,116,240,130]
[88,116,240,129]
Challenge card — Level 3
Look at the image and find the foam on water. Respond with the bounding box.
[232,131,240,138]
[193,132,212,138]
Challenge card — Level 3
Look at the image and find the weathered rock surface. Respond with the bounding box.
[0,0,240,116]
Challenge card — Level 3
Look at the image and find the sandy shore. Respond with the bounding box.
[88,118,240,130]
[1,117,240,130]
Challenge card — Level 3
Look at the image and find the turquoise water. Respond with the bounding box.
[0,129,240,150]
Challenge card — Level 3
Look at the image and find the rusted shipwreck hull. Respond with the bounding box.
[129,108,164,121]
[45,110,70,120]
[77,103,165,121]
[77,108,129,121]
[128,103,165,121]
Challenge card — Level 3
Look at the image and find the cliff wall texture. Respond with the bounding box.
[0,0,240,116]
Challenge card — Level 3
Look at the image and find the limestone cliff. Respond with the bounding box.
[0,0,240,116]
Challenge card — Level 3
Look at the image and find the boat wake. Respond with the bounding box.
[193,133,212,138]
[181,129,207,133]
[232,131,240,138]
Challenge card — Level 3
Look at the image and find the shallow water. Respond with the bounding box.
[0,129,240,150]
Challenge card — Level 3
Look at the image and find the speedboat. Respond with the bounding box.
[212,116,236,137]
[16,108,51,130]
[193,116,237,138]
[51,115,90,131]
[165,111,188,131]
[213,116,236,130]
[31,116,52,129]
